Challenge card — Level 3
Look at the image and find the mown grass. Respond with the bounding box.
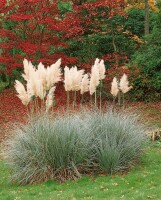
[0,143,161,200]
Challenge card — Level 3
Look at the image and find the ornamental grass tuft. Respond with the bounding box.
[2,113,92,184]
[2,109,146,185]
[84,110,146,174]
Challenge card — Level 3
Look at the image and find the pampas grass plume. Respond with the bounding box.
[22,59,29,81]
[36,79,46,100]
[89,63,100,95]
[99,59,106,80]
[111,77,119,97]
[64,66,72,91]
[80,74,89,95]
[72,67,84,91]
[22,59,36,81]
[46,59,62,90]
[119,74,133,94]
[15,80,30,106]
[46,86,56,111]
[27,70,40,97]
[37,62,47,84]
[94,58,100,66]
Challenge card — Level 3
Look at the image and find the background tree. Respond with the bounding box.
[0,0,129,83]
[0,0,77,84]
[145,0,150,34]
[130,1,161,101]
[60,0,129,75]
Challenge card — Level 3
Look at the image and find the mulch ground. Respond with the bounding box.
[0,87,161,142]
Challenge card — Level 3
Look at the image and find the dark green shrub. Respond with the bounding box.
[125,8,146,37]
[131,28,161,101]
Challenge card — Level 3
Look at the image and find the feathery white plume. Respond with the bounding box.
[71,66,84,91]
[89,63,100,95]
[37,62,47,97]
[22,59,29,80]
[64,66,84,92]
[17,59,63,107]
[26,80,35,99]
[94,58,100,67]
[26,70,38,97]
[46,86,56,111]
[80,74,90,95]
[111,77,119,97]
[46,59,62,90]
[25,69,45,100]
[64,66,72,91]
[93,58,106,80]
[22,59,36,81]
[36,79,46,100]
[23,61,46,99]
[15,80,30,106]
[119,74,132,94]
[37,62,47,84]
[99,59,106,80]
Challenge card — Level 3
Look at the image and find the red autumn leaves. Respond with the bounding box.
[0,0,127,76]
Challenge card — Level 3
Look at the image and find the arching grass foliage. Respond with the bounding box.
[2,110,146,185]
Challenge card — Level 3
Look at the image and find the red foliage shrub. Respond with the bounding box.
[0,0,126,77]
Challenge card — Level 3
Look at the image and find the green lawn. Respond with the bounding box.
[0,144,161,200]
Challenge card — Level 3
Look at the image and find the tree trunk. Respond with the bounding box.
[145,0,149,35]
